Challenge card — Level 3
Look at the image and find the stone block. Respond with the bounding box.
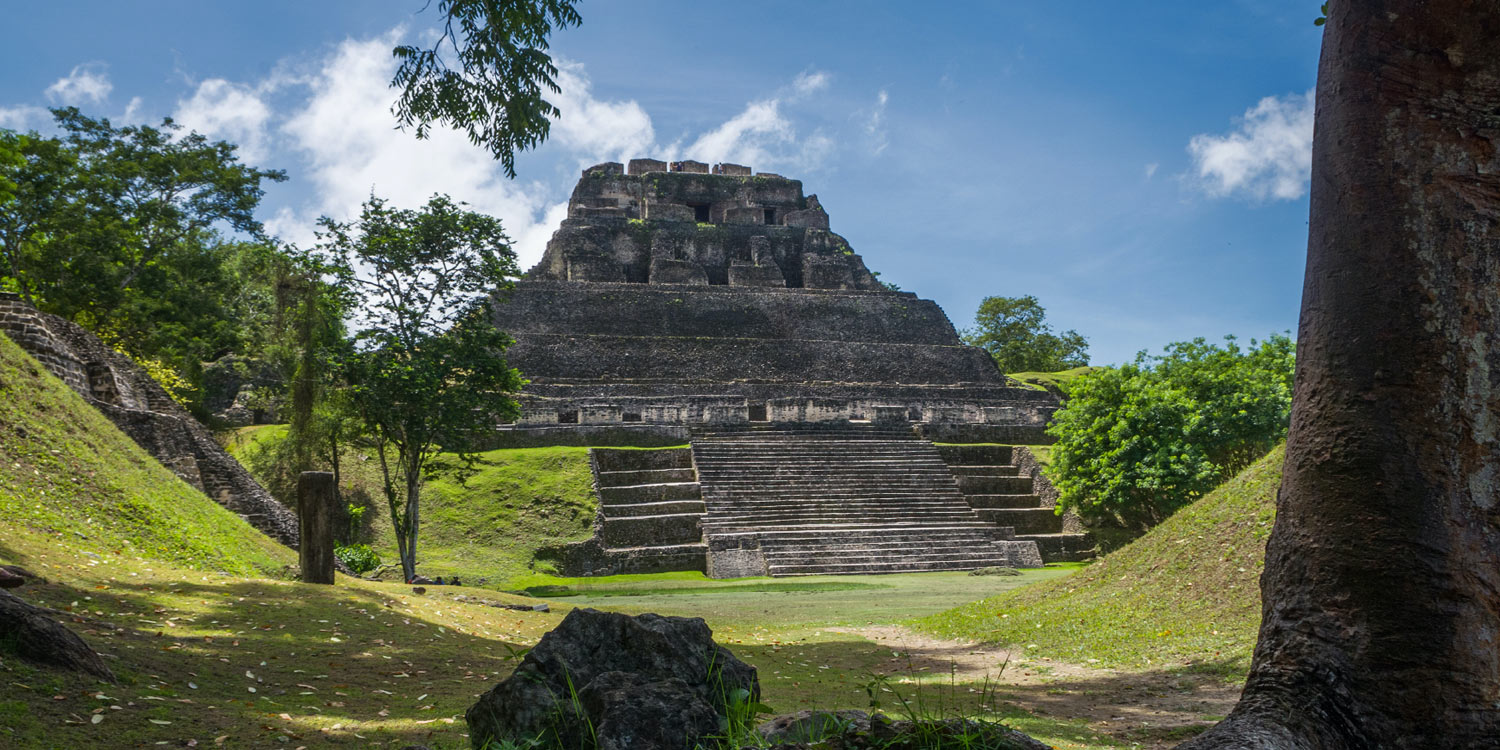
[645,202,696,222]
[801,254,855,290]
[581,404,623,424]
[871,405,909,424]
[582,162,624,177]
[983,406,1019,424]
[669,160,710,174]
[721,206,764,225]
[567,254,626,282]
[707,535,767,578]
[649,258,709,285]
[783,208,830,229]
[628,158,669,175]
[727,262,786,288]
[601,514,703,547]
[713,163,752,176]
[573,206,627,219]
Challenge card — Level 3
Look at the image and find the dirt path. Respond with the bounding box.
[839,626,1241,749]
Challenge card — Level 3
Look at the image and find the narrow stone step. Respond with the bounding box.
[598,482,702,505]
[965,493,1045,509]
[600,514,703,547]
[596,467,697,488]
[600,500,707,518]
[948,465,1023,477]
[935,444,1014,465]
[956,475,1035,494]
[975,507,1064,535]
[593,447,694,472]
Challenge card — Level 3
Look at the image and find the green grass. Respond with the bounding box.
[1006,367,1101,398]
[913,445,1284,675]
[0,334,292,577]
[227,428,599,585]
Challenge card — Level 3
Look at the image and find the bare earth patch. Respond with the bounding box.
[842,626,1241,749]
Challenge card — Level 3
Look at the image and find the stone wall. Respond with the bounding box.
[502,333,1005,384]
[492,281,964,346]
[0,293,300,549]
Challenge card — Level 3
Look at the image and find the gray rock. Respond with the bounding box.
[754,711,1050,750]
[465,608,758,749]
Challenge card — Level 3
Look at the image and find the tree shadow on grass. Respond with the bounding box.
[2,573,553,749]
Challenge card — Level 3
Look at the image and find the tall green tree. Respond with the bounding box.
[963,295,1089,374]
[391,0,581,178]
[0,109,286,396]
[319,194,523,582]
[1047,334,1293,529]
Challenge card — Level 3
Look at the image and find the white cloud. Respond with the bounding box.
[688,100,793,167]
[121,96,146,124]
[549,61,655,164]
[865,89,889,156]
[1144,162,1159,180]
[0,105,50,130]
[46,63,113,106]
[791,70,831,99]
[1188,90,1314,201]
[174,79,275,162]
[273,32,564,269]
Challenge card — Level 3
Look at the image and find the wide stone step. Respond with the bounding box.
[743,525,1000,540]
[601,500,707,518]
[948,465,1023,477]
[976,507,1064,535]
[936,444,1014,465]
[593,447,693,472]
[768,558,1009,576]
[599,482,702,505]
[596,467,697,488]
[600,514,703,547]
[965,493,1046,509]
[764,549,1009,566]
[956,475,1035,494]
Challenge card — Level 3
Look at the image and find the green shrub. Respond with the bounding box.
[335,543,381,574]
[1047,334,1293,530]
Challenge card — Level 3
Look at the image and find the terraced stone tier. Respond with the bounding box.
[937,444,1093,563]
[692,424,1042,576]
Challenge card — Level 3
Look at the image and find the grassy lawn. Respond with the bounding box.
[912,446,1282,676]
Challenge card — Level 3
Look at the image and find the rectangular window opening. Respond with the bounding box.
[690,203,711,222]
[557,409,579,424]
[748,403,769,422]
[763,208,776,225]
[622,412,642,423]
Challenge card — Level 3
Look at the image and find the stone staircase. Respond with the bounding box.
[937,445,1094,562]
[548,447,708,575]
[691,424,1042,576]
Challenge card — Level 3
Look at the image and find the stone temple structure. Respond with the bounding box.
[492,159,1092,576]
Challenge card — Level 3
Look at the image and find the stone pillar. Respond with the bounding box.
[298,471,336,584]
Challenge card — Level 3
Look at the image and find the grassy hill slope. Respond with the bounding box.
[227,426,598,584]
[915,444,1284,674]
[0,333,292,576]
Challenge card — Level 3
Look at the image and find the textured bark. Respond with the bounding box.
[0,590,116,682]
[1180,2,1500,748]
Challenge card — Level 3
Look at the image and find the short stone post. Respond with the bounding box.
[298,471,336,584]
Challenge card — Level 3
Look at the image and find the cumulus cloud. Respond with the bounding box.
[45,63,113,106]
[270,32,566,268]
[680,72,840,172]
[549,61,655,164]
[174,79,276,162]
[1188,90,1314,201]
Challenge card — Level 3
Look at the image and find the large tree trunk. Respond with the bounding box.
[1181,2,1500,748]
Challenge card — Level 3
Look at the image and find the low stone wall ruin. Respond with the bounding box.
[0,293,300,549]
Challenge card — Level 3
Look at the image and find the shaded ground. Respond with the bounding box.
[848,626,1240,748]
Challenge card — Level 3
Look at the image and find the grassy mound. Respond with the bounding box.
[0,334,292,576]
[228,427,597,584]
[914,444,1284,674]
[1006,366,1101,398]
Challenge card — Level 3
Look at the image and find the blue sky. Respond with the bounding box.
[1,1,1323,365]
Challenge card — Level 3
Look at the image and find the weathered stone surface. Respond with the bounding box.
[669,159,710,173]
[627,158,668,175]
[0,293,299,549]
[649,257,710,285]
[466,608,757,749]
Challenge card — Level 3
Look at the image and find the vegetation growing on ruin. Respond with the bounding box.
[0,333,292,576]
[915,444,1282,674]
[1006,366,1101,399]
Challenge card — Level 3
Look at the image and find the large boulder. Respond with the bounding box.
[466,608,758,749]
